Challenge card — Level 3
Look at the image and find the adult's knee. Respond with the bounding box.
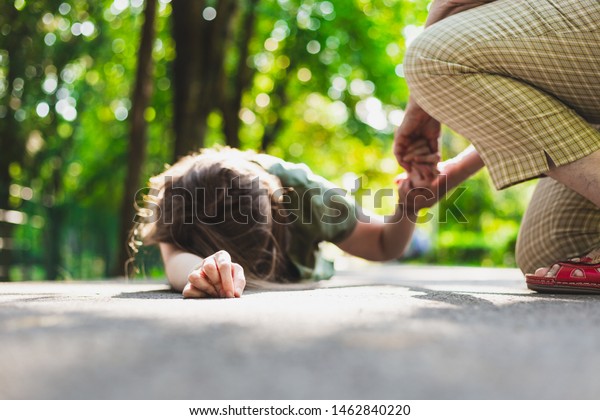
[403,21,477,98]
[403,28,444,90]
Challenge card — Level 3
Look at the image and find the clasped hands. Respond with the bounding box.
[393,99,452,212]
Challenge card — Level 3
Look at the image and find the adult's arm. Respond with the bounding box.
[426,1,497,28]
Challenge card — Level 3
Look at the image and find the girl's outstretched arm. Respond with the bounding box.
[336,146,483,261]
[334,179,419,261]
[335,210,416,262]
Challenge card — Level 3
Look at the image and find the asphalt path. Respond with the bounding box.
[1,265,599,399]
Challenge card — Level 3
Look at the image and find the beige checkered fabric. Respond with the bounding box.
[403,0,600,272]
[404,0,600,190]
[516,178,600,274]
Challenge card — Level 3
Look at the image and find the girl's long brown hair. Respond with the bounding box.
[137,148,298,283]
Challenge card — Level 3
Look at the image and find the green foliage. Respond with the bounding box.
[2,0,532,280]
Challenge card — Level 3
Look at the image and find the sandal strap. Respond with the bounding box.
[555,261,600,281]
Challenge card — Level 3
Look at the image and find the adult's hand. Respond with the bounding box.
[426,0,497,27]
[182,250,246,299]
[393,98,441,178]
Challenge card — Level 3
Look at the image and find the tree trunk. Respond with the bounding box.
[43,202,63,280]
[114,0,157,277]
[0,5,25,281]
[0,189,13,281]
[261,72,293,151]
[221,0,259,149]
[0,156,13,281]
[172,0,238,159]
[172,0,205,159]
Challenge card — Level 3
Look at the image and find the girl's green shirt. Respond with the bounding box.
[252,154,359,280]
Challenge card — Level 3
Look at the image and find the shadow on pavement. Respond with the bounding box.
[115,288,180,299]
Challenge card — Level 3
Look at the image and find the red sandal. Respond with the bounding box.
[526,257,600,294]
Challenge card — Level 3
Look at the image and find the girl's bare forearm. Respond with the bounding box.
[448,145,484,188]
[336,206,416,262]
[159,243,203,292]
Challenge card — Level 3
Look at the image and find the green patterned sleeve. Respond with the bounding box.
[264,158,359,243]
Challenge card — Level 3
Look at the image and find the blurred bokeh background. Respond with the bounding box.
[0,0,535,281]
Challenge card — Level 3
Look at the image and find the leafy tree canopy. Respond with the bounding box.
[0,0,533,280]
